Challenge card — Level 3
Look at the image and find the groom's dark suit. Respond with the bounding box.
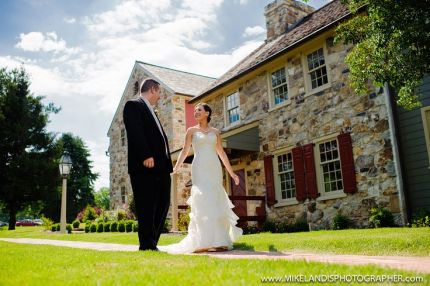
[123,97,172,250]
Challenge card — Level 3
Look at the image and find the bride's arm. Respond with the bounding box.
[214,129,239,185]
[172,128,193,173]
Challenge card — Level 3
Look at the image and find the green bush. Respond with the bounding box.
[287,218,309,233]
[82,206,98,222]
[333,214,351,230]
[51,223,58,232]
[84,224,90,233]
[103,222,111,232]
[369,207,395,228]
[90,223,97,233]
[41,216,53,231]
[262,219,277,233]
[72,220,80,228]
[56,224,60,231]
[162,218,171,233]
[97,222,104,233]
[242,225,259,234]
[110,221,118,232]
[66,224,72,234]
[133,221,138,232]
[117,209,127,221]
[411,209,430,227]
[118,221,126,232]
[125,220,134,232]
[178,209,190,231]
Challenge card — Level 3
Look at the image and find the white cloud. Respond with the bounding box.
[239,0,249,4]
[15,32,80,55]
[64,17,76,24]
[243,25,265,38]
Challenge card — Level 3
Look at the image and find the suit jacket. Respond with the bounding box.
[123,97,173,174]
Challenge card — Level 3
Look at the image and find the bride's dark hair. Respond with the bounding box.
[197,102,212,123]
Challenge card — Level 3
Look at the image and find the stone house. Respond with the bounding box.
[183,0,408,229]
[107,61,214,209]
[109,0,416,229]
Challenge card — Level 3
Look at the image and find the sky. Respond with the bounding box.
[0,0,329,192]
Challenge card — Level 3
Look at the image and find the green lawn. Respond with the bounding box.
[0,241,428,286]
[1,226,429,256]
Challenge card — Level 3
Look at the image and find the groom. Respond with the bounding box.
[123,78,173,251]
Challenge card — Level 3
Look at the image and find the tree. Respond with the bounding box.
[0,67,60,230]
[94,187,110,210]
[334,0,430,109]
[46,133,99,222]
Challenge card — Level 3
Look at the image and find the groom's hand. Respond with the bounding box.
[143,157,155,168]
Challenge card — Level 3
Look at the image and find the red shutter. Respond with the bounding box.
[338,132,357,193]
[292,146,307,201]
[264,155,276,206]
[303,143,319,199]
[185,101,197,130]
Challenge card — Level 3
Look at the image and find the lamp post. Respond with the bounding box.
[59,153,72,233]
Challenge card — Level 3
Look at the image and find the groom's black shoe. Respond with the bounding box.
[139,246,159,251]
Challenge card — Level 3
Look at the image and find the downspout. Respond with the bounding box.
[383,83,408,225]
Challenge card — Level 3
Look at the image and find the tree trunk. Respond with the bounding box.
[8,207,16,230]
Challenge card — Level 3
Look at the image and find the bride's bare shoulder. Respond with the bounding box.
[210,127,220,135]
[186,126,198,135]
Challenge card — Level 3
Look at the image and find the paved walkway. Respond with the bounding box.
[1,238,429,274]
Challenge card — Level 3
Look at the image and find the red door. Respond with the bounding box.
[230,169,247,226]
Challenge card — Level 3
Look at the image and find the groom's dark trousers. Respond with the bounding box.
[123,97,173,250]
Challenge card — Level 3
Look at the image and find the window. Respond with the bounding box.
[121,186,126,204]
[121,128,126,146]
[275,152,295,200]
[317,139,343,193]
[422,106,430,167]
[307,48,328,89]
[226,92,240,124]
[271,67,288,105]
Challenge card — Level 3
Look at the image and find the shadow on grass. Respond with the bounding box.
[233,242,255,251]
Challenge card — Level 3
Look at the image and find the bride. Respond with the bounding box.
[159,102,243,254]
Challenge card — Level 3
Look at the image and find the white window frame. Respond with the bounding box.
[224,91,241,126]
[273,147,299,207]
[268,65,291,110]
[314,134,347,201]
[302,44,331,96]
[421,106,430,169]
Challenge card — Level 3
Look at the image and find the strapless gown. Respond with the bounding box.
[159,131,242,254]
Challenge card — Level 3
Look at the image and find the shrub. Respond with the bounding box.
[411,209,430,227]
[66,224,72,234]
[178,209,190,231]
[125,220,134,232]
[162,218,171,233]
[90,223,97,233]
[41,216,53,230]
[97,222,104,233]
[369,207,395,228]
[84,224,90,233]
[287,218,309,233]
[103,222,111,232]
[242,225,259,234]
[82,206,99,223]
[262,219,277,233]
[118,221,126,232]
[333,214,351,230]
[110,221,118,232]
[51,223,58,232]
[56,224,60,231]
[117,209,127,221]
[133,221,138,232]
[72,220,80,229]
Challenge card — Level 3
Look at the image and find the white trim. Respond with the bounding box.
[301,44,332,97]
[316,191,346,201]
[267,63,291,109]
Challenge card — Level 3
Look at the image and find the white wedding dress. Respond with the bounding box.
[159,131,243,254]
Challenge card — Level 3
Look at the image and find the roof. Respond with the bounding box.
[137,62,216,96]
[191,0,351,102]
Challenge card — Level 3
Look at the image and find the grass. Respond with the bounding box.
[0,241,428,286]
[1,226,430,256]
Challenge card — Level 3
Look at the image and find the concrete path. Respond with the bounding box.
[1,238,429,274]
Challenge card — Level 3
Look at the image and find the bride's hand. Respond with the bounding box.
[172,165,180,174]
[232,174,239,186]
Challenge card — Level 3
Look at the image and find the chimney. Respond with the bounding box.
[264,0,315,42]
